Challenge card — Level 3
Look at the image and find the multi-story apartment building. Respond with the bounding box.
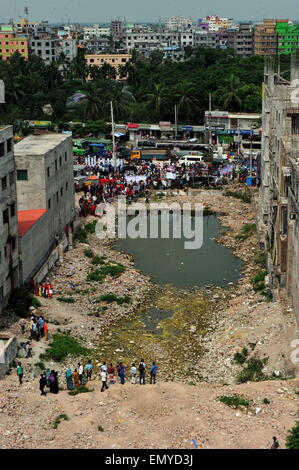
[198,16,235,31]
[0,30,29,60]
[29,37,59,63]
[13,18,41,34]
[85,53,131,79]
[165,16,192,31]
[194,30,227,49]
[258,58,299,324]
[14,134,75,283]
[124,31,189,60]
[111,20,124,39]
[79,36,110,54]
[276,20,299,54]
[0,125,19,312]
[57,37,78,62]
[233,23,254,57]
[254,19,277,56]
[83,25,110,39]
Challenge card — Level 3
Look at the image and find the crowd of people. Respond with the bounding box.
[28,315,48,342]
[64,359,158,392]
[16,358,158,393]
[29,278,54,299]
[99,359,158,391]
[77,158,234,216]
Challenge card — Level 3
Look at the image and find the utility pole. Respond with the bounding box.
[208,93,212,153]
[111,101,116,172]
[250,124,253,179]
[175,104,178,138]
[236,117,240,181]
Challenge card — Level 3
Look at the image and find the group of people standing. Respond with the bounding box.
[29,278,54,299]
[100,359,158,392]
[65,360,93,390]
[63,359,158,392]
[39,369,59,395]
[17,364,59,396]
[29,315,48,342]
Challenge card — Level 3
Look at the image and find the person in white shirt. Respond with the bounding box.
[131,363,137,384]
[101,370,108,392]
[101,362,107,372]
[78,363,84,385]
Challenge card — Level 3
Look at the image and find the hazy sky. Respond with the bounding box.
[2,0,298,23]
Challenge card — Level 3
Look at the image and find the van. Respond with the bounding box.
[178,155,204,165]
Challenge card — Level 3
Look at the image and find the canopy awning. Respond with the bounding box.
[112,132,126,137]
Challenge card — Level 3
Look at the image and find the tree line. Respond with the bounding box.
[0,47,291,131]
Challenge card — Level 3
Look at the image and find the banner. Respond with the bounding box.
[125,175,145,183]
[166,172,177,180]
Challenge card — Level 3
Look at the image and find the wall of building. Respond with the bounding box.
[18,210,55,282]
[0,333,18,377]
[0,32,29,60]
[14,134,75,243]
[0,126,19,312]
[29,38,58,63]
[258,59,299,327]
[85,53,131,79]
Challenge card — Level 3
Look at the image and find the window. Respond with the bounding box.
[59,156,62,167]
[10,203,15,218]
[6,138,12,153]
[55,160,57,171]
[2,209,9,224]
[66,182,68,191]
[11,236,16,251]
[1,176,7,190]
[64,152,67,162]
[60,187,63,196]
[48,198,51,209]
[56,192,58,203]
[17,170,28,181]
[0,142,5,157]
[47,166,50,177]
[0,286,3,303]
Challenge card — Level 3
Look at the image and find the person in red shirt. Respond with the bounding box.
[107,363,115,385]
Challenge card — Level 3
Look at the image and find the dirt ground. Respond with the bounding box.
[0,374,298,449]
[0,185,298,449]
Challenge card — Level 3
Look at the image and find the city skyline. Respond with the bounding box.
[2,0,299,24]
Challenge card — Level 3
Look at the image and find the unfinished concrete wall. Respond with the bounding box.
[0,333,18,377]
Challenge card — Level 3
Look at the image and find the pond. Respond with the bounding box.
[114,213,242,288]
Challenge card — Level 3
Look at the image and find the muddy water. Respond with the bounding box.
[114,214,242,288]
[94,214,240,381]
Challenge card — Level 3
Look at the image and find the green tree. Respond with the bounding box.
[146,83,168,117]
[175,82,199,122]
[80,83,102,120]
[219,74,243,111]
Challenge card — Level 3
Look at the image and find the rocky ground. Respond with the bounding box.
[0,183,298,449]
[0,374,298,449]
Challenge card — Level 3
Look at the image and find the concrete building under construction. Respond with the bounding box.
[257,54,299,327]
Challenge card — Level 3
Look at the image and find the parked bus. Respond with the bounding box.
[73,139,89,157]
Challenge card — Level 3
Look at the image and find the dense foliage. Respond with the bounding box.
[0,47,291,128]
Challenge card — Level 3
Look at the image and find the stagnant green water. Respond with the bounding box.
[114,214,242,288]
[95,214,241,377]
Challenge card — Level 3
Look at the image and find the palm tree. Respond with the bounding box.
[109,84,135,121]
[175,82,199,123]
[80,83,102,120]
[220,74,243,111]
[146,83,168,117]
